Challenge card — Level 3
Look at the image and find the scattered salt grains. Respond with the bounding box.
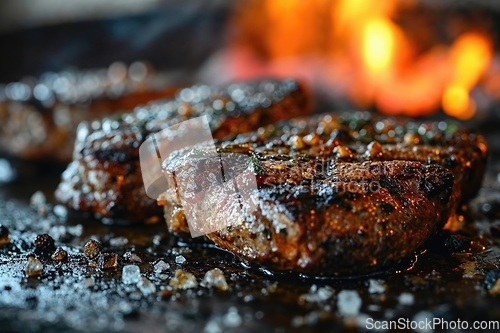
[169,269,198,290]
[291,312,320,327]
[30,191,46,208]
[460,261,480,278]
[122,265,141,285]
[49,225,67,241]
[0,158,15,183]
[337,290,362,316]
[109,237,129,248]
[87,260,98,268]
[81,277,95,289]
[175,255,186,264]
[223,307,242,328]
[53,205,68,219]
[201,268,229,291]
[152,235,163,246]
[25,256,43,277]
[299,285,333,303]
[398,292,415,306]
[67,224,83,237]
[102,253,118,270]
[412,311,434,333]
[204,319,222,333]
[39,219,52,232]
[117,301,134,315]
[368,279,386,294]
[243,295,253,302]
[123,251,143,263]
[137,277,156,296]
[154,260,170,274]
[266,283,278,294]
[367,304,381,311]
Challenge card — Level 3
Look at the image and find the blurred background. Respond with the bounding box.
[1,0,500,121]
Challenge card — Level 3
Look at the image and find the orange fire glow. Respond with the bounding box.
[363,18,396,74]
[442,33,492,119]
[225,0,494,118]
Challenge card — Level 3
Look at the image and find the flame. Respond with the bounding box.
[442,33,492,119]
[442,85,475,119]
[362,18,396,74]
[226,0,494,118]
[263,0,326,59]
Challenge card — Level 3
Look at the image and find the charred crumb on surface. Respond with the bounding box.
[51,247,67,261]
[25,256,43,277]
[441,234,471,253]
[101,253,119,270]
[169,269,198,290]
[0,224,9,237]
[123,250,145,264]
[0,224,10,246]
[422,165,454,202]
[201,268,229,291]
[84,239,102,259]
[34,234,56,253]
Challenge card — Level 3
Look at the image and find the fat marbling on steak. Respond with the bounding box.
[159,111,487,275]
[55,79,311,221]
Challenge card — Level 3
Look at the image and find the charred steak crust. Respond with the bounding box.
[55,79,311,221]
[0,68,175,162]
[160,111,486,275]
[209,162,454,276]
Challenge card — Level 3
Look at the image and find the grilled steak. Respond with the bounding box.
[160,111,487,275]
[55,79,311,221]
[0,66,175,162]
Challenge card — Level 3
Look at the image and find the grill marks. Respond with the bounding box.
[161,112,486,276]
[55,79,311,221]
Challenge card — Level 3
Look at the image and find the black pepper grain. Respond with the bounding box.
[34,234,56,253]
[0,225,9,237]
